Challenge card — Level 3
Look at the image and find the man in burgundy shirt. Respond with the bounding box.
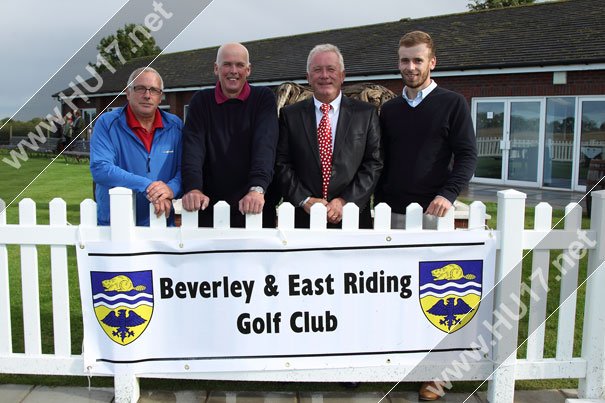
[181,43,279,228]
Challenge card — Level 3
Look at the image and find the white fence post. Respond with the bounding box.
[487,189,526,403]
[108,188,139,402]
[579,190,605,399]
[0,199,11,355]
[109,187,135,241]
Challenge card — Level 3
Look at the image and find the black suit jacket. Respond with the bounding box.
[276,96,382,227]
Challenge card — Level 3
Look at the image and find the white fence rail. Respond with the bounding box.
[1,189,605,403]
[476,138,605,162]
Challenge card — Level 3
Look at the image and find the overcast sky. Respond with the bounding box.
[0,0,470,120]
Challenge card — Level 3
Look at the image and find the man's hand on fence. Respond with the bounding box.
[146,181,174,203]
[303,197,328,215]
[326,197,345,224]
[239,191,265,215]
[153,199,173,218]
[182,189,210,211]
[425,195,452,217]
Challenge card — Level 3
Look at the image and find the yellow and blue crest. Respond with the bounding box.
[419,260,482,333]
[91,270,153,346]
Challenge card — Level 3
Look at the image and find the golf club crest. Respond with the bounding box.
[419,260,483,333]
[91,270,153,345]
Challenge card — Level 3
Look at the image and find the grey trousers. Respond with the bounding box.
[390,212,438,230]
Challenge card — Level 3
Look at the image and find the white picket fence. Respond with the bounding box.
[476,137,605,162]
[1,187,605,403]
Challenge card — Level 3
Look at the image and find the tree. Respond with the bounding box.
[468,0,536,10]
[90,23,161,73]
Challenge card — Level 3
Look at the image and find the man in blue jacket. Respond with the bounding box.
[90,66,183,226]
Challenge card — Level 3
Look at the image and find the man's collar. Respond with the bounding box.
[125,104,163,130]
[313,92,342,112]
[214,81,251,104]
[403,80,437,102]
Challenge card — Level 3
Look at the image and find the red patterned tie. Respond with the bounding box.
[318,103,333,200]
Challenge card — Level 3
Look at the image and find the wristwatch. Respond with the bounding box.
[249,186,264,194]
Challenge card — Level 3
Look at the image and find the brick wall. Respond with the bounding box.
[378,70,605,104]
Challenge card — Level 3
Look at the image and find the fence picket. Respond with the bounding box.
[342,203,359,230]
[405,203,423,230]
[79,199,97,227]
[181,209,198,228]
[49,198,71,357]
[149,203,167,228]
[0,199,11,354]
[468,201,487,230]
[310,203,327,230]
[277,203,294,230]
[214,201,230,229]
[436,208,455,231]
[373,203,390,230]
[245,209,262,229]
[556,203,582,360]
[526,202,552,361]
[19,199,42,355]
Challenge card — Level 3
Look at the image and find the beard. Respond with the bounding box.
[402,68,430,89]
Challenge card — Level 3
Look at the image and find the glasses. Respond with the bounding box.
[131,85,163,96]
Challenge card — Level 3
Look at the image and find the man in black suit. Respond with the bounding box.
[276,44,382,228]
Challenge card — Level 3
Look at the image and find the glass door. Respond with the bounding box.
[506,101,543,186]
[474,101,505,182]
[544,98,575,189]
[577,99,605,189]
[473,99,544,186]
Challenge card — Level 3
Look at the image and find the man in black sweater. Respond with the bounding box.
[376,30,477,401]
[181,42,279,228]
[376,31,477,232]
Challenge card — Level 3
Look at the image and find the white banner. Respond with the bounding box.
[77,230,496,375]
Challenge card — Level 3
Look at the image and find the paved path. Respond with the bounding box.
[460,183,587,210]
[0,384,584,403]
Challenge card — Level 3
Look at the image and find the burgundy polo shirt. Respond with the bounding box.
[214,81,251,104]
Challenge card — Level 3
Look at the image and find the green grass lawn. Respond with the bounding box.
[0,152,593,392]
[1,151,92,224]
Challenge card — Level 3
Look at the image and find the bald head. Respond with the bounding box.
[214,42,251,99]
[216,42,250,66]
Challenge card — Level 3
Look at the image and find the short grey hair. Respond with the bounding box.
[127,67,164,90]
[306,44,345,73]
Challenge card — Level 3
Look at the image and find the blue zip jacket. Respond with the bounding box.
[90,106,183,226]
